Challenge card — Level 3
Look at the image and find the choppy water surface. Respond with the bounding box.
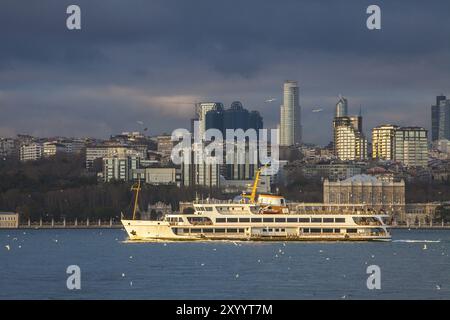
[1,228,449,299]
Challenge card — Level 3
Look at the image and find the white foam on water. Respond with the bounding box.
[393,240,441,243]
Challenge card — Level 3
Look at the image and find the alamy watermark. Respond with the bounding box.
[66,4,381,31]
[66,5,81,30]
[366,265,381,290]
[367,5,381,30]
[170,121,280,175]
[66,265,81,290]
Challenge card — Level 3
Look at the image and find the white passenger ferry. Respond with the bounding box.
[122,172,391,242]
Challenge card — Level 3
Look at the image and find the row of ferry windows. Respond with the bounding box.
[175,228,246,234]
[215,217,346,223]
[174,228,358,234]
[302,228,356,233]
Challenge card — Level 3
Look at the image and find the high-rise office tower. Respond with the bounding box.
[372,124,399,160]
[204,101,263,134]
[431,95,450,142]
[280,80,301,146]
[394,127,428,167]
[224,101,249,131]
[335,95,348,117]
[204,101,263,180]
[333,97,367,161]
[204,104,225,134]
[333,117,367,161]
[193,102,224,139]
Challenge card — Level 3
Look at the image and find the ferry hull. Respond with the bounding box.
[122,219,391,242]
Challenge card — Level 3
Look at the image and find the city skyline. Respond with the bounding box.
[2,1,450,304]
[1,1,450,145]
[0,92,437,146]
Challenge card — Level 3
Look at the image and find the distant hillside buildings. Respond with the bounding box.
[0,138,16,159]
[2,90,450,194]
[156,135,174,161]
[302,162,363,181]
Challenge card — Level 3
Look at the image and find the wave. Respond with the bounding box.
[392,240,441,243]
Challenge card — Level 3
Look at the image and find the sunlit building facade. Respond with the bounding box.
[372,124,398,160]
[19,143,43,162]
[333,116,367,161]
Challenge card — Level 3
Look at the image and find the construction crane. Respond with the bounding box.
[131,178,142,220]
[241,165,268,204]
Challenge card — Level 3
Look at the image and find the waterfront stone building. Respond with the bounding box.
[0,212,19,228]
[323,174,405,217]
[404,203,441,225]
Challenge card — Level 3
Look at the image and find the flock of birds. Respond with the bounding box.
[264,97,323,113]
[1,231,448,297]
[179,238,446,298]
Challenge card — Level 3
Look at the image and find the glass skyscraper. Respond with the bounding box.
[205,101,263,134]
[335,95,348,117]
[431,95,450,142]
[204,101,263,181]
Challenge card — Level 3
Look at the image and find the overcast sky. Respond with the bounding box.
[1,0,449,145]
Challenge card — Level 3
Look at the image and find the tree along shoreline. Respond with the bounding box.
[1,154,449,221]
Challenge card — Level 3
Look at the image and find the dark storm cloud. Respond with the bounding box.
[0,0,450,143]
